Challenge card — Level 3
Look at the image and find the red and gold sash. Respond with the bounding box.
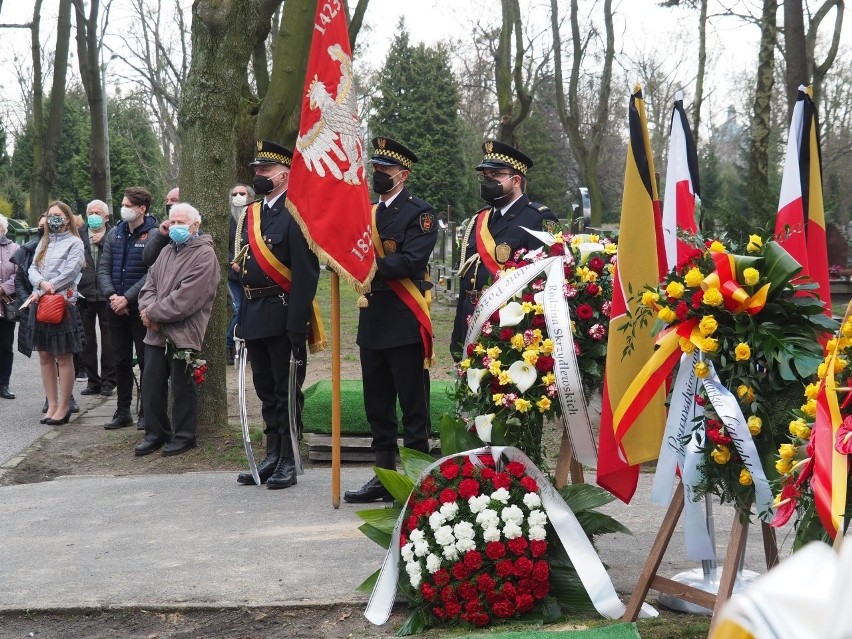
[247,202,327,353]
[371,204,434,368]
[474,208,502,276]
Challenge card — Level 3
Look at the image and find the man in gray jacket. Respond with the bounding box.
[134,203,220,456]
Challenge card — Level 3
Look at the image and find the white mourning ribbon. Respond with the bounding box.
[650,352,715,560]
[364,445,657,625]
[462,249,597,467]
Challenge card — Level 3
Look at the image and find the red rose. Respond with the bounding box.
[576,303,594,319]
[691,288,704,309]
[530,539,547,558]
[463,550,484,571]
[445,601,462,618]
[440,460,460,480]
[675,301,689,321]
[588,256,605,272]
[495,559,514,578]
[695,394,706,406]
[471,612,490,627]
[507,537,528,556]
[516,593,535,613]
[489,311,500,324]
[505,461,526,477]
[439,488,458,504]
[520,476,538,492]
[476,573,496,592]
[464,599,482,614]
[707,427,732,446]
[491,472,512,490]
[514,557,534,577]
[517,578,534,594]
[492,600,516,618]
[441,585,458,603]
[458,478,480,499]
[499,328,514,341]
[420,475,438,494]
[478,454,496,468]
[501,582,517,600]
[481,467,496,480]
[531,314,546,328]
[452,562,470,581]
[405,514,419,531]
[432,569,450,587]
[486,541,506,560]
[532,560,550,582]
[535,355,554,373]
[533,581,550,599]
[458,581,478,601]
[466,343,475,357]
[585,282,600,296]
[421,583,437,601]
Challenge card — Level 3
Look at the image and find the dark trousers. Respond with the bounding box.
[226,280,243,350]
[360,342,430,455]
[141,344,198,446]
[108,304,146,410]
[245,334,305,448]
[79,299,115,388]
[0,318,14,386]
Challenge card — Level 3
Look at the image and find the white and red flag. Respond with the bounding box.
[661,91,700,271]
[286,2,375,291]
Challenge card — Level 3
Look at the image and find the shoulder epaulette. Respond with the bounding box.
[529,202,550,214]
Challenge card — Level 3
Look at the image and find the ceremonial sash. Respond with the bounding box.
[370,204,433,368]
[474,208,502,276]
[247,202,327,353]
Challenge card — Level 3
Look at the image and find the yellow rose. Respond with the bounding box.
[700,338,719,353]
[488,360,502,376]
[702,288,724,307]
[658,306,677,323]
[540,339,554,354]
[843,320,852,338]
[804,383,819,400]
[776,458,793,475]
[801,400,817,418]
[747,416,762,435]
[710,240,726,252]
[492,393,504,405]
[665,281,686,299]
[694,362,710,378]
[778,443,796,459]
[746,234,763,253]
[789,418,807,435]
[486,346,502,359]
[739,469,753,486]
[825,338,838,354]
[536,397,552,413]
[836,358,849,373]
[796,425,812,439]
[514,398,532,413]
[742,267,760,286]
[684,268,704,288]
[459,358,472,371]
[734,343,751,361]
[737,385,755,403]
[510,334,526,351]
[679,337,696,354]
[498,371,512,386]
[698,315,718,336]
[711,445,731,464]
[641,291,660,307]
[817,362,828,379]
[522,350,539,365]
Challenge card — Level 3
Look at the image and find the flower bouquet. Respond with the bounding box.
[626,234,835,517]
[449,231,617,465]
[165,337,209,385]
[356,446,638,634]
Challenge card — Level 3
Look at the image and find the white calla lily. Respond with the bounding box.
[577,242,605,265]
[474,414,495,443]
[499,301,525,327]
[466,367,488,393]
[508,360,537,393]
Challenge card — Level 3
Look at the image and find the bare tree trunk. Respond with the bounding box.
[748,0,778,225]
[495,0,533,144]
[807,0,844,106]
[692,0,707,143]
[784,0,807,120]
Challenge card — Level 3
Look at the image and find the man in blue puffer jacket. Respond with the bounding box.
[97,186,158,430]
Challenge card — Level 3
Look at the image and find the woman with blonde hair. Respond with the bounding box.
[25,201,85,424]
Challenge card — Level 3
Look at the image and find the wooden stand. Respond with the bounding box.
[623,482,779,623]
[553,426,585,487]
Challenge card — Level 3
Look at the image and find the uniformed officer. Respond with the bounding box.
[450,140,559,360]
[234,140,320,489]
[344,137,438,504]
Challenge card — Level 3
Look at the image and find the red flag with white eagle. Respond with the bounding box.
[286,2,375,291]
[661,91,700,271]
[774,85,831,313]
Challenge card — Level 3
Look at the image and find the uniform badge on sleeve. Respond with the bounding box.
[382,239,397,254]
[419,213,435,232]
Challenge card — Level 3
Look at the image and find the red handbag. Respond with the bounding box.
[36,293,67,324]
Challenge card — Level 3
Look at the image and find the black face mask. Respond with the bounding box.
[372,171,397,195]
[252,174,274,196]
[480,177,513,206]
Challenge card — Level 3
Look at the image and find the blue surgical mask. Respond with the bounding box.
[87,214,104,230]
[168,224,191,244]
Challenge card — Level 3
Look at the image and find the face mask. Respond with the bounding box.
[168,224,191,244]
[372,171,398,195]
[47,215,65,232]
[252,170,284,196]
[231,194,248,207]
[87,214,104,230]
[120,206,138,223]
[479,176,513,206]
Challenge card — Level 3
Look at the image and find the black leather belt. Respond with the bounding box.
[369,279,433,293]
[243,285,286,300]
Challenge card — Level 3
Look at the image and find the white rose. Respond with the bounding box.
[439,502,459,521]
[454,521,475,540]
[482,525,502,542]
[429,511,446,531]
[426,553,442,574]
[490,488,510,504]
[455,538,476,553]
[523,492,542,509]
[501,504,525,525]
[528,525,547,541]
[409,529,425,543]
[401,543,414,563]
[527,509,548,528]
[413,540,429,557]
[503,521,523,539]
[468,494,490,514]
[434,525,456,547]
[442,544,459,561]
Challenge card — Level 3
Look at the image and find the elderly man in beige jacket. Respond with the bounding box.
[135,202,220,457]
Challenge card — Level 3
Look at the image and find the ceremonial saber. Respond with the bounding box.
[331,272,341,508]
[289,353,304,475]
[236,335,260,487]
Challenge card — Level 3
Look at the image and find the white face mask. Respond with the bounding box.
[231,194,248,207]
[120,206,138,223]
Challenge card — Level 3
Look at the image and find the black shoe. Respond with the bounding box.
[161,441,196,457]
[266,458,297,490]
[100,384,115,397]
[134,440,164,456]
[70,396,79,414]
[45,410,71,426]
[343,476,393,503]
[81,384,101,396]
[104,408,133,430]
[75,372,87,382]
[237,456,280,486]
[0,385,14,400]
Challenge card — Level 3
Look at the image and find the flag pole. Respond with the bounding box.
[331,271,341,508]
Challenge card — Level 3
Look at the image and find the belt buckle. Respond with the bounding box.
[243,287,253,300]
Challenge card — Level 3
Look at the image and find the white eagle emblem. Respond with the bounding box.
[296,44,364,185]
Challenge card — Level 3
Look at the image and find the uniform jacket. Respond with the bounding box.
[451,194,559,357]
[139,234,220,351]
[237,194,319,341]
[28,231,85,302]
[77,226,109,303]
[97,214,158,301]
[357,187,437,350]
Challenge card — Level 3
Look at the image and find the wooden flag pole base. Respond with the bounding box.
[553,425,585,488]
[623,482,779,624]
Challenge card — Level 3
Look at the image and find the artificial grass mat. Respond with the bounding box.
[454,623,641,639]
[302,378,456,435]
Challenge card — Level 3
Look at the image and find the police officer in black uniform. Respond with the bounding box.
[450,140,559,360]
[234,140,320,490]
[344,137,438,503]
